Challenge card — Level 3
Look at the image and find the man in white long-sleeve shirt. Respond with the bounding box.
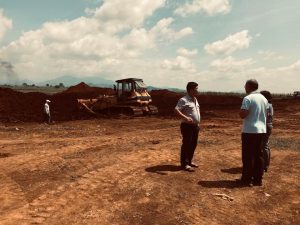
[43,99,51,124]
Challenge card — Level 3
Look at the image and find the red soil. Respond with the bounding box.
[0,83,294,122]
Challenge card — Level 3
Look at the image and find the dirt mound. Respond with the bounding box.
[0,87,47,122]
[0,84,296,122]
[150,90,183,116]
[0,83,114,122]
[150,89,243,116]
[64,82,95,93]
[63,82,114,96]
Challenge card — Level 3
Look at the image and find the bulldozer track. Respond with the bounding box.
[1,149,169,225]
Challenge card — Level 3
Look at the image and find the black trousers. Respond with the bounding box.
[180,123,200,167]
[43,113,51,124]
[241,133,265,183]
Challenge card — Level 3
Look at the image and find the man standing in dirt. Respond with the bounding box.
[239,79,268,186]
[43,99,51,124]
[175,82,201,172]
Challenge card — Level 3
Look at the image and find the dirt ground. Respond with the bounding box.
[0,108,299,225]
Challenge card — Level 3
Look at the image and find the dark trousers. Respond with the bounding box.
[241,133,265,183]
[180,123,200,167]
[262,127,272,170]
[43,113,51,124]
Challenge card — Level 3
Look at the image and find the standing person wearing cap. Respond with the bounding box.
[43,100,51,124]
[239,79,268,186]
[175,82,201,172]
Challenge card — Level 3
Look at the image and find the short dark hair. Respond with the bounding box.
[186,82,198,92]
[246,79,259,91]
[260,90,272,103]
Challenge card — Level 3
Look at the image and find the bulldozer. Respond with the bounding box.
[77,78,158,116]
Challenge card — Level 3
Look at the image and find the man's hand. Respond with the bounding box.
[175,108,193,123]
[184,116,193,123]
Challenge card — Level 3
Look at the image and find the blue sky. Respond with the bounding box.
[0,0,299,92]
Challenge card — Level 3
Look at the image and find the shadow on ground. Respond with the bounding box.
[221,167,242,174]
[145,165,182,175]
[198,180,246,189]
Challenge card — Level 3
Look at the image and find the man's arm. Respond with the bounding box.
[175,108,193,123]
[240,97,250,119]
[239,109,249,119]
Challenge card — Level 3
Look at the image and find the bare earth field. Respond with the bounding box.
[0,109,299,224]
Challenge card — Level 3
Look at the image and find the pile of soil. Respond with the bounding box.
[0,83,114,122]
[0,82,293,122]
[63,82,114,96]
[150,89,243,116]
[0,88,47,122]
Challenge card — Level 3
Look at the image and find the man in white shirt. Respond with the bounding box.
[43,99,51,124]
[175,82,201,172]
[239,79,268,186]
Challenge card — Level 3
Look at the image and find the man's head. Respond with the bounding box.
[260,90,272,103]
[186,82,198,97]
[46,99,51,103]
[244,79,259,94]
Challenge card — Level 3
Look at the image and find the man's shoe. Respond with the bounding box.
[184,165,194,172]
[190,163,199,168]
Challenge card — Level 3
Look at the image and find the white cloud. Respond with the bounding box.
[1,1,297,93]
[204,30,252,55]
[93,0,166,33]
[258,50,286,61]
[0,2,193,82]
[184,59,300,93]
[121,18,193,56]
[161,56,196,72]
[245,60,300,93]
[0,9,13,42]
[278,59,300,72]
[149,18,193,42]
[210,56,254,72]
[175,0,231,17]
[177,47,198,57]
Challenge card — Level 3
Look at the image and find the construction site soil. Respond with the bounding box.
[0,82,294,122]
[0,83,299,225]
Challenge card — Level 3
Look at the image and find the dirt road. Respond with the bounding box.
[0,111,299,224]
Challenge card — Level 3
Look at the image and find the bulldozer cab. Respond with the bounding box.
[116,78,148,102]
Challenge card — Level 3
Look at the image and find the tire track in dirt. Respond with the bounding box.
[1,148,171,225]
[0,174,28,221]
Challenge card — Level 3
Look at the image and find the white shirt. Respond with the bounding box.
[241,91,268,133]
[175,95,201,124]
[44,103,50,115]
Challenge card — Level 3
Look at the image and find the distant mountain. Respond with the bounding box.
[37,75,114,87]
[36,75,185,92]
[148,86,185,93]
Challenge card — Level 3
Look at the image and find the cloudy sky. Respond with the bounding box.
[0,0,299,92]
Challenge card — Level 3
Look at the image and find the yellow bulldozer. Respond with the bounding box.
[77,78,158,116]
